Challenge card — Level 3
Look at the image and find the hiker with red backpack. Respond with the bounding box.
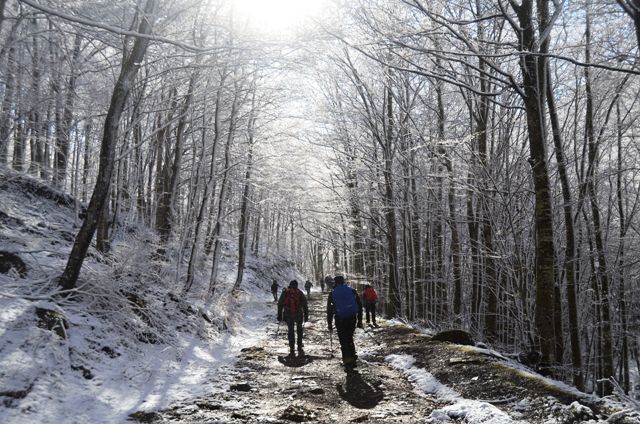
[277,280,309,357]
[327,275,363,372]
[362,284,378,327]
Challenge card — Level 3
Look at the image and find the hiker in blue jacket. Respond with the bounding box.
[278,280,309,357]
[327,275,363,371]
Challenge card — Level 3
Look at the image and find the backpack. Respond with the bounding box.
[283,288,301,315]
[363,287,378,302]
[332,284,358,319]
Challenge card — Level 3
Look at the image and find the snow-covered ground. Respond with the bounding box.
[0,289,277,423]
[0,169,303,423]
[386,353,521,423]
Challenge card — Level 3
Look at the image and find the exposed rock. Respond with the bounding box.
[128,411,161,423]
[194,401,221,410]
[280,404,316,422]
[0,383,34,407]
[101,345,120,358]
[137,331,158,344]
[71,365,94,380]
[0,210,24,228]
[35,307,69,339]
[230,383,252,392]
[431,329,475,346]
[568,401,596,421]
[0,251,27,277]
[231,412,250,420]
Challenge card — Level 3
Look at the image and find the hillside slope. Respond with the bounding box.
[0,169,303,423]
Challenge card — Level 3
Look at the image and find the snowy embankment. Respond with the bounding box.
[386,348,636,423]
[0,170,301,423]
[386,354,517,423]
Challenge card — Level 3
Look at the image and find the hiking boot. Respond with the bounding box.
[297,346,305,356]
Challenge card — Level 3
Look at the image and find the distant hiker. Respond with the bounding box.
[362,284,378,327]
[278,280,309,356]
[304,280,313,297]
[271,280,279,302]
[322,275,333,293]
[327,275,363,372]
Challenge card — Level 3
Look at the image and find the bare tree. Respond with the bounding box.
[59,0,157,291]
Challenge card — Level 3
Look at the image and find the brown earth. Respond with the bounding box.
[130,293,639,424]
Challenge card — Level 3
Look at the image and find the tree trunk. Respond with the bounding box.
[512,0,557,367]
[58,0,157,290]
[584,3,613,395]
[207,81,239,297]
[383,75,401,318]
[616,0,640,51]
[28,20,44,177]
[233,90,257,293]
[0,33,17,164]
[53,33,82,188]
[546,62,583,390]
[184,73,227,293]
[12,59,26,171]
[0,0,7,33]
[156,72,197,241]
[615,100,630,393]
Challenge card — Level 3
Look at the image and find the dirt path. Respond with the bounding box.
[130,292,637,423]
[134,291,441,423]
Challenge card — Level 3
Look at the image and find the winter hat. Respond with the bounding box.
[334,275,345,285]
[289,280,298,288]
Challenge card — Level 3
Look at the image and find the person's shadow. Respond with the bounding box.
[278,355,313,367]
[336,371,384,409]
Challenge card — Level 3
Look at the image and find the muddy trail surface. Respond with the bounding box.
[130,292,635,424]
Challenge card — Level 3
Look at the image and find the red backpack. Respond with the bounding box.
[283,288,301,314]
[363,287,378,302]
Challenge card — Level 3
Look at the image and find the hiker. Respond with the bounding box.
[277,280,309,356]
[271,280,279,302]
[362,284,378,327]
[322,275,333,293]
[304,280,313,297]
[327,275,363,372]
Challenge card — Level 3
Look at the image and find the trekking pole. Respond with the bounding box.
[275,321,281,339]
[363,328,381,346]
[329,329,334,357]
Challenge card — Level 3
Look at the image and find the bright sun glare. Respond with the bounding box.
[233,0,328,35]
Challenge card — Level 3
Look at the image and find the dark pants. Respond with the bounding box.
[335,316,357,365]
[272,289,277,302]
[286,316,304,350]
[306,288,311,298]
[365,302,377,324]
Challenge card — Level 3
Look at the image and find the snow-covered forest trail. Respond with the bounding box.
[132,291,438,423]
[129,291,627,423]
